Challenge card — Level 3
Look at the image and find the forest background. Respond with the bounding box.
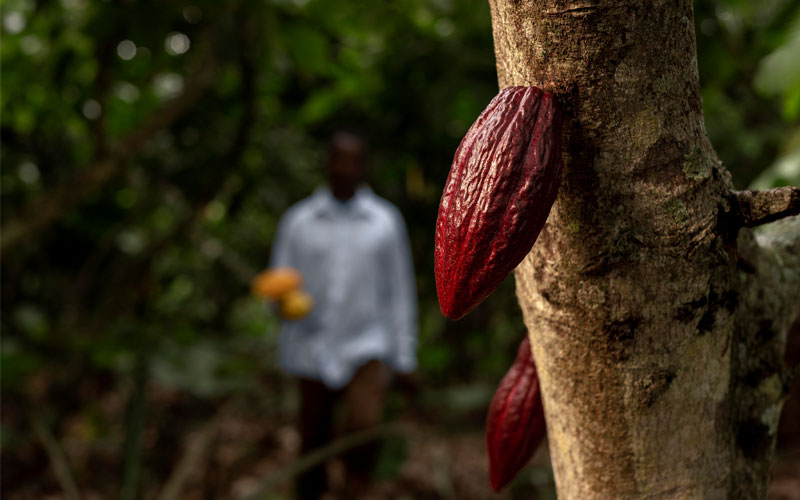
[2,0,800,498]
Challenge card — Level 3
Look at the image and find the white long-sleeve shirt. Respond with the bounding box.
[270,186,418,389]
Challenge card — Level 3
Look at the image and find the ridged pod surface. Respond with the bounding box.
[435,86,563,319]
[486,337,546,491]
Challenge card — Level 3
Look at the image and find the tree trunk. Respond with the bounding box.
[487,1,800,498]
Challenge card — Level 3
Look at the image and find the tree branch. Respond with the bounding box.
[114,61,217,158]
[732,186,800,228]
[90,33,120,159]
[240,424,402,500]
[31,413,83,500]
[120,352,148,500]
[156,416,220,500]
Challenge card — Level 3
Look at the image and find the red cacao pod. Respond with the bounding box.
[486,336,546,491]
[435,86,563,319]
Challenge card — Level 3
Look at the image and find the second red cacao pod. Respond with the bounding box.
[486,337,546,491]
[435,86,563,319]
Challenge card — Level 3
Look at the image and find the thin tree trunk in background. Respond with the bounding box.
[121,353,148,500]
[487,1,800,498]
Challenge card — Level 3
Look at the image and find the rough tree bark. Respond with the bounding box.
[487,1,800,498]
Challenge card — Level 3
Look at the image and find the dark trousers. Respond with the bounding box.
[296,360,387,500]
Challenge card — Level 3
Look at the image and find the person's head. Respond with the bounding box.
[326,131,366,200]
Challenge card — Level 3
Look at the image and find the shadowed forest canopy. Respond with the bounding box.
[1,0,800,498]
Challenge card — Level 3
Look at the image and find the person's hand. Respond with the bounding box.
[251,267,313,320]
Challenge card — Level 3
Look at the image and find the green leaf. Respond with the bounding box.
[283,23,330,75]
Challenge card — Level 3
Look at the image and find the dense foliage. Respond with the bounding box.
[2,0,799,497]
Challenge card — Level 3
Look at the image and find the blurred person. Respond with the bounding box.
[269,131,418,499]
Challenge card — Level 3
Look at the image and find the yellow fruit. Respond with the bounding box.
[280,290,314,320]
[251,267,302,300]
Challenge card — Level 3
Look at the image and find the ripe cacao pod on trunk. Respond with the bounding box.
[486,336,546,491]
[435,86,563,319]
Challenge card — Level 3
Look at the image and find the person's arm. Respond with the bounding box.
[270,211,296,269]
[387,211,418,373]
